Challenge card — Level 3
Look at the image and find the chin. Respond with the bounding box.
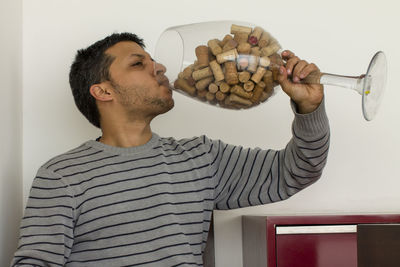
[163,98,175,112]
[153,98,175,116]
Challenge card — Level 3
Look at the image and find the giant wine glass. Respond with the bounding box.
[154,21,387,120]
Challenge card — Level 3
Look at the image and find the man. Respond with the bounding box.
[11,32,329,266]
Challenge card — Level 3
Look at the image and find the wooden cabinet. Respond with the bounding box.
[242,215,400,267]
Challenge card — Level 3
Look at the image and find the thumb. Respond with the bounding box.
[276,66,293,95]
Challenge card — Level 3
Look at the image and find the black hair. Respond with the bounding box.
[69,32,145,128]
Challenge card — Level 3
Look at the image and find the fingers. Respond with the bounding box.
[281,50,295,59]
[279,50,324,110]
[292,60,308,82]
[281,50,319,82]
[282,50,299,76]
[298,63,319,79]
[276,65,295,95]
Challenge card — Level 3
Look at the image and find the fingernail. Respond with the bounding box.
[293,76,299,82]
[287,69,291,75]
[279,67,284,74]
[300,73,305,79]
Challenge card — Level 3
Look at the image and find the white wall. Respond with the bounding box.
[21,0,400,266]
[0,0,22,265]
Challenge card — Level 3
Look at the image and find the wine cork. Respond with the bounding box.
[195,45,210,68]
[260,42,281,57]
[224,61,239,85]
[248,26,264,45]
[208,83,219,94]
[186,76,196,86]
[260,91,271,102]
[237,55,249,71]
[243,80,255,92]
[271,67,280,82]
[230,84,253,99]
[174,78,196,96]
[237,43,251,54]
[234,32,249,44]
[251,47,261,57]
[215,91,227,101]
[192,67,213,81]
[251,67,267,84]
[206,91,215,102]
[269,53,284,67]
[195,76,214,91]
[264,82,274,95]
[208,39,223,56]
[220,34,233,47]
[247,55,259,73]
[263,70,273,85]
[223,39,238,52]
[209,60,224,82]
[182,65,194,79]
[259,56,271,68]
[230,24,252,35]
[216,49,238,64]
[219,82,230,93]
[258,31,271,48]
[220,97,232,108]
[257,80,266,89]
[269,53,284,83]
[238,71,251,83]
[197,89,208,100]
[193,60,202,71]
[227,93,253,106]
[208,48,216,62]
[250,84,264,104]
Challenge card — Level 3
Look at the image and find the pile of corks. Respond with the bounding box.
[174,24,284,109]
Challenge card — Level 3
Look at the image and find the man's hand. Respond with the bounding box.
[277,50,324,114]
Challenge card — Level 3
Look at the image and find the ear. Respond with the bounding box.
[89,84,113,102]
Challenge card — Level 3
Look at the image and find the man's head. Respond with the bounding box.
[69,33,173,128]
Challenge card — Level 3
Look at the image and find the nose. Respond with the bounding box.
[153,61,167,76]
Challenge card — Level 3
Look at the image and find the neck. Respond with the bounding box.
[99,120,153,148]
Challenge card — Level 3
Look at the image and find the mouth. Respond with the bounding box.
[158,76,172,90]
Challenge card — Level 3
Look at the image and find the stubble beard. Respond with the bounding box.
[112,81,174,117]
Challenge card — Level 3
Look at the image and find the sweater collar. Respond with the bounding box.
[86,132,159,155]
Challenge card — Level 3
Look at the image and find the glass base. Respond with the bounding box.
[362,51,387,121]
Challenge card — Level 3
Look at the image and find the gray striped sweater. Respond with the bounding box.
[11,101,329,266]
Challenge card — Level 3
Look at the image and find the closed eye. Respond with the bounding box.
[131,61,143,67]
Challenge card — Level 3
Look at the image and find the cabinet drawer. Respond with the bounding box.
[276,225,357,267]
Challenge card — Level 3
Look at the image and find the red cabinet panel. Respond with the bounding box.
[242,214,400,267]
[276,233,357,267]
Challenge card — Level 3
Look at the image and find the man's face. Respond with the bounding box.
[105,41,174,117]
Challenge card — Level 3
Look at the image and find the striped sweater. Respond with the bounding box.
[11,101,330,266]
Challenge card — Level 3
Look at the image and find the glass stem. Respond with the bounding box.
[320,73,365,95]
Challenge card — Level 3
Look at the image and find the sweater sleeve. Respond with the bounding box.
[211,99,330,210]
[10,167,75,267]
